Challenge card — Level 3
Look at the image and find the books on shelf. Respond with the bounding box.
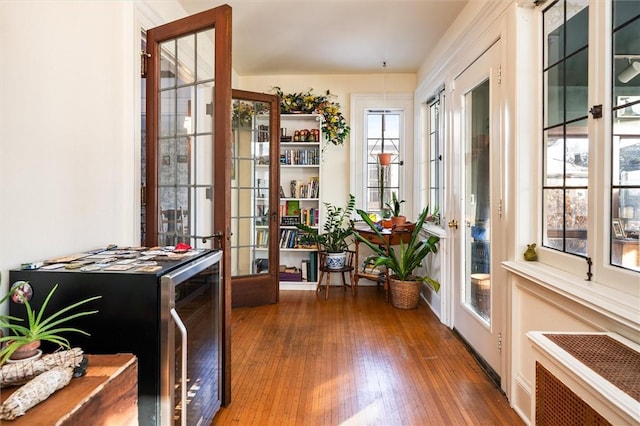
[288,178,319,199]
[278,229,315,249]
[279,148,319,165]
[256,229,269,247]
[279,206,318,227]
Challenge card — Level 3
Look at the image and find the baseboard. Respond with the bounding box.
[452,327,501,388]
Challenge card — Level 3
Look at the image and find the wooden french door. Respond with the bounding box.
[451,40,505,386]
[230,89,281,307]
[145,5,232,404]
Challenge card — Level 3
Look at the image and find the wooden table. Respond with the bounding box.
[353,223,414,300]
[1,353,138,425]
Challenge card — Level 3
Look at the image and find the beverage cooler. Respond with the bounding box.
[9,247,223,426]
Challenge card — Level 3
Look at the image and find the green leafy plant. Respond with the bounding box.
[0,282,101,364]
[273,87,351,148]
[354,206,441,292]
[297,194,355,253]
[385,191,406,217]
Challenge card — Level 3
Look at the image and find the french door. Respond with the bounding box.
[451,40,505,385]
[144,5,232,404]
[230,89,281,307]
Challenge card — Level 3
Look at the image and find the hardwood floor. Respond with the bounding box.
[213,287,524,425]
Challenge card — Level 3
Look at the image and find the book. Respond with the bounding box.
[301,259,309,281]
[286,200,300,216]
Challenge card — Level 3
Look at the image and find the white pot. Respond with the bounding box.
[326,252,346,270]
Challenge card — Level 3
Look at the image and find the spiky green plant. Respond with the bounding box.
[354,206,441,292]
[0,282,101,364]
[296,194,355,253]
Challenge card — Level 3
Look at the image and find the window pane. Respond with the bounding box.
[565,188,588,256]
[565,2,589,57]
[544,0,564,66]
[565,49,589,122]
[544,126,565,187]
[612,136,640,186]
[614,0,640,28]
[545,63,564,128]
[613,17,640,101]
[611,6,640,271]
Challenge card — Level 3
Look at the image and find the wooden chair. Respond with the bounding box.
[316,250,356,299]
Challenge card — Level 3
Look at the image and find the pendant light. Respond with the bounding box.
[378,61,391,166]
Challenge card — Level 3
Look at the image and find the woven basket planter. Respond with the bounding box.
[389,278,421,309]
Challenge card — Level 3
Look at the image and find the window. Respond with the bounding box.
[350,94,412,216]
[540,0,640,278]
[611,0,640,271]
[365,110,402,214]
[427,86,445,226]
[542,0,589,257]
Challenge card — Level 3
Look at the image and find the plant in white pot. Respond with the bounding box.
[297,194,355,269]
[0,281,101,364]
[353,206,440,309]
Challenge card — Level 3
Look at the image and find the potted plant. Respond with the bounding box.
[353,206,440,309]
[0,281,101,364]
[297,194,355,269]
[385,191,406,227]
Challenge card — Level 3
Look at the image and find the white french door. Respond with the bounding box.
[451,40,505,383]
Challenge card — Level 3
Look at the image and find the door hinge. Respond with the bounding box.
[498,332,503,352]
[497,64,502,85]
[140,51,151,78]
[498,199,503,218]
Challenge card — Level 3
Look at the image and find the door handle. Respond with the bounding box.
[448,220,458,229]
[202,231,224,244]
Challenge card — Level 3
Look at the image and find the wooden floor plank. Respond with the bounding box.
[213,287,524,425]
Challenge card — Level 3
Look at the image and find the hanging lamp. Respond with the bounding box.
[378,61,391,166]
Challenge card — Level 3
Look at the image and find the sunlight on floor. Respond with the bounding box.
[339,399,386,426]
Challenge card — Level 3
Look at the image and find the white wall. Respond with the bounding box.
[0,1,189,295]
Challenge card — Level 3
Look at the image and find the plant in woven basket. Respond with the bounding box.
[0,282,101,365]
[354,206,440,293]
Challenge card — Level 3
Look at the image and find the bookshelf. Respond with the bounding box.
[278,114,323,290]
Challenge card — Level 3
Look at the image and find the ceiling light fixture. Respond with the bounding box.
[617,60,640,84]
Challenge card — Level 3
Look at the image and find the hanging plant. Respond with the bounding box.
[232,100,268,128]
[273,87,350,148]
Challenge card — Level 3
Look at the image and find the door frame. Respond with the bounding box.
[145,4,233,405]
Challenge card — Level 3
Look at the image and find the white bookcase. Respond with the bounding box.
[278,114,323,290]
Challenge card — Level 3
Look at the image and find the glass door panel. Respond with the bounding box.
[465,79,491,322]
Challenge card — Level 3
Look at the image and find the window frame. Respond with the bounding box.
[536,0,639,292]
[427,85,446,227]
[350,93,414,214]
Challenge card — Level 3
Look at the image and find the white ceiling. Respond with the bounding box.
[177,0,469,75]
